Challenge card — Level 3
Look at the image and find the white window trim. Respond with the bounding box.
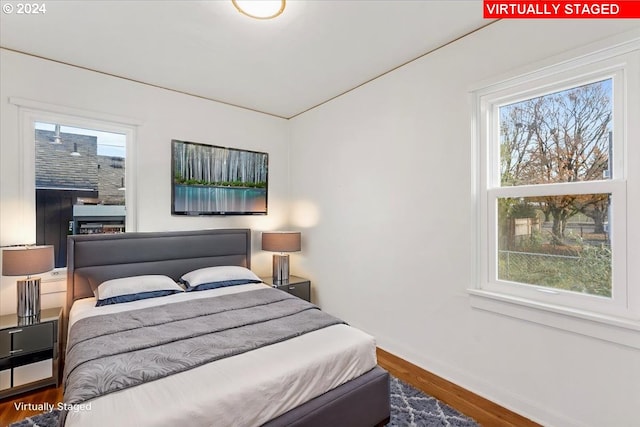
[9,97,139,273]
[470,36,640,349]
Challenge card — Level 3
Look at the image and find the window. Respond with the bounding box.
[10,98,138,271]
[472,39,639,342]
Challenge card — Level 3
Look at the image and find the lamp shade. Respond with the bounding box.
[262,232,301,252]
[2,246,55,276]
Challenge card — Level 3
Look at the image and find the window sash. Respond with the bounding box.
[483,180,627,316]
[483,68,626,189]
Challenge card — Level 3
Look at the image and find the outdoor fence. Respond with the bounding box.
[497,249,611,297]
[499,250,580,278]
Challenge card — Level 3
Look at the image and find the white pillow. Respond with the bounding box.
[95,275,184,306]
[181,266,261,291]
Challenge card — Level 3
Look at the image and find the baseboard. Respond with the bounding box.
[376,347,540,427]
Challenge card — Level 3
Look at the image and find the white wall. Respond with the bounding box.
[289,21,640,427]
[0,49,289,314]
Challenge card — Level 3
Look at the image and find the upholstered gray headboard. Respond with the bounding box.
[66,228,252,315]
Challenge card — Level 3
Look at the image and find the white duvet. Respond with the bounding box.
[64,283,377,427]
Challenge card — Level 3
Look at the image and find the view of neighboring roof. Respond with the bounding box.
[35,129,125,205]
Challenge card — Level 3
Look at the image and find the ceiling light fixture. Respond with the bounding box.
[70,143,81,157]
[232,0,285,20]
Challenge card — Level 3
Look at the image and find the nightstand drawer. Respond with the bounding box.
[0,323,53,357]
[261,276,311,302]
[281,282,310,302]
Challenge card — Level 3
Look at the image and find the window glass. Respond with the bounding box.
[497,194,611,297]
[493,79,614,298]
[499,79,612,187]
[34,122,126,267]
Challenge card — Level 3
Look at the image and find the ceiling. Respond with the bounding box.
[0,1,492,119]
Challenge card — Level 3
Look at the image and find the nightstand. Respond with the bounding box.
[261,276,311,302]
[0,306,62,399]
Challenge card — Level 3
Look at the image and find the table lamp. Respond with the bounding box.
[2,245,54,318]
[262,231,301,285]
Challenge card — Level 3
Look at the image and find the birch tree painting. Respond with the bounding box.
[172,140,268,215]
[173,140,268,188]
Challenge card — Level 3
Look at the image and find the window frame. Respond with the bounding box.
[471,38,640,348]
[10,98,139,272]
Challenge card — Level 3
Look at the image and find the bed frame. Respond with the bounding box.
[66,228,390,427]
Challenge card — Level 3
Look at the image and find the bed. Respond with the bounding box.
[63,228,390,427]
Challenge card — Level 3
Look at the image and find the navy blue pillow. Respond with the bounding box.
[96,289,182,306]
[184,279,262,292]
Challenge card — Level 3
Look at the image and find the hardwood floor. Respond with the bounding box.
[376,348,541,427]
[1,349,538,427]
[0,385,63,426]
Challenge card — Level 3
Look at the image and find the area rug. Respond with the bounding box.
[388,376,478,426]
[7,408,60,427]
[9,376,478,427]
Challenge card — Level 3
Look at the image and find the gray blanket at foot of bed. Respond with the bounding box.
[63,288,343,406]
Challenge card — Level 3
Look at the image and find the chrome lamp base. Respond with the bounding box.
[272,254,290,285]
[17,278,41,318]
